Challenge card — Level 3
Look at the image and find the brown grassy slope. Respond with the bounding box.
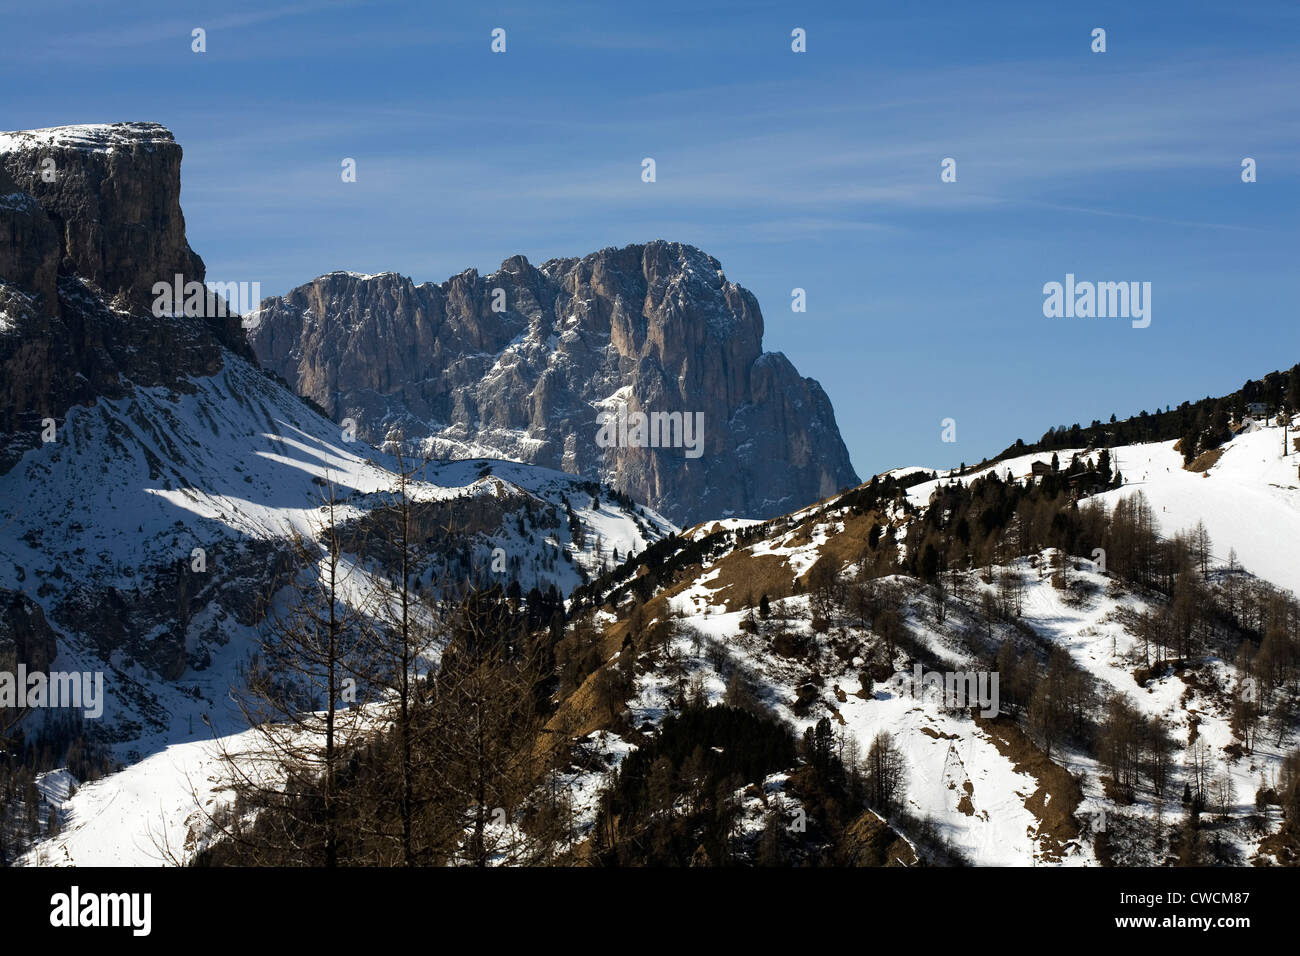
[973,712,1083,863]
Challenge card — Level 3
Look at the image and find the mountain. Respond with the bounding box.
[28,409,1300,866]
[6,121,1298,870]
[534,416,1300,865]
[0,123,253,476]
[246,243,860,526]
[0,125,673,810]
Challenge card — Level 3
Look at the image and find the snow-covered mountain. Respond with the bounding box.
[5,121,1298,870]
[508,414,1300,866]
[0,124,673,864]
[905,423,1300,596]
[22,405,1300,867]
[0,349,672,737]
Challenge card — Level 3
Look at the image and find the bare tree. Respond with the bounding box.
[360,443,441,865]
[213,475,373,865]
[1191,520,1212,579]
[864,730,907,814]
[420,582,549,866]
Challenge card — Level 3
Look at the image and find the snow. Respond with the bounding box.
[0,122,173,155]
[2,347,674,866]
[23,711,383,867]
[327,270,400,282]
[24,731,256,866]
[683,517,765,541]
[602,580,1057,864]
[1011,555,1291,865]
[903,420,1300,595]
[0,191,41,212]
[1097,428,1300,597]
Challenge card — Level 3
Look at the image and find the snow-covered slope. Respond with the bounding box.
[4,352,673,866]
[0,347,672,772]
[625,574,1057,864]
[903,420,1300,595]
[538,426,1300,866]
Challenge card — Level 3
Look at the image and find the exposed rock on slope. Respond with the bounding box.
[249,242,859,525]
[0,123,252,474]
[0,589,58,674]
[0,122,203,311]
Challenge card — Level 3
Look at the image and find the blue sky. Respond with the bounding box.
[3,0,1298,478]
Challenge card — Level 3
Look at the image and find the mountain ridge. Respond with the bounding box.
[248,240,860,526]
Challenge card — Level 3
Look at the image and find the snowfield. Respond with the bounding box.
[24,731,257,866]
[905,420,1300,595]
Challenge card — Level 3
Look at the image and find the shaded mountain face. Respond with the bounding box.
[248,243,860,526]
[0,123,252,474]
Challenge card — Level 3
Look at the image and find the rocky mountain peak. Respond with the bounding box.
[250,240,858,525]
[0,122,252,473]
[0,122,204,313]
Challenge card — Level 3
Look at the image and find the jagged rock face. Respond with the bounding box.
[0,589,58,674]
[0,123,203,311]
[0,123,253,474]
[250,242,859,524]
[0,166,60,316]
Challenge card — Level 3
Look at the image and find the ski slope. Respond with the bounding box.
[904,420,1300,595]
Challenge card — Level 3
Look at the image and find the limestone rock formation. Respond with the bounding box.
[0,123,252,473]
[250,242,859,525]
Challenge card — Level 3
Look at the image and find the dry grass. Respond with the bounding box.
[920,726,959,741]
[1186,448,1224,473]
[838,810,920,866]
[692,551,795,612]
[956,780,976,817]
[973,713,1083,863]
[538,603,656,758]
[797,511,882,579]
